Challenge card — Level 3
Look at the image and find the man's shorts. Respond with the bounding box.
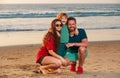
[64,48,88,62]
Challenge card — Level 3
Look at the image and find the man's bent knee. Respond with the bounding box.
[78,47,86,55]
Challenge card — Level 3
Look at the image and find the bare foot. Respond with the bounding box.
[47,68,62,74]
[55,68,62,74]
[39,66,48,75]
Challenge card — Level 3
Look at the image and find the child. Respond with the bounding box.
[56,13,69,57]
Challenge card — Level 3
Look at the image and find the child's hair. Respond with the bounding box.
[56,13,68,20]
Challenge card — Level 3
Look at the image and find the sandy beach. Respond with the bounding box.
[0,3,120,78]
[0,29,120,78]
[0,41,120,78]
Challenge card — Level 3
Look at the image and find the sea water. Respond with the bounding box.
[0,4,120,32]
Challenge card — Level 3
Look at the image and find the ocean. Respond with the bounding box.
[0,4,120,32]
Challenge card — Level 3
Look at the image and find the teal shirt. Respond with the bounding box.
[60,24,69,43]
[69,28,87,51]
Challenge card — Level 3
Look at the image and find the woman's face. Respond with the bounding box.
[55,21,62,32]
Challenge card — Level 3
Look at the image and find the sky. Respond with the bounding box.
[0,0,120,4]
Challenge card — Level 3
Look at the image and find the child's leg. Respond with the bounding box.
[57,43,66,57]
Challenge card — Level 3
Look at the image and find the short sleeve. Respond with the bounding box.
[79,29,87,40]
[45,35,55,50]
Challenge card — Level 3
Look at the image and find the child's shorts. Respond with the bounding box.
[64,49,88,62]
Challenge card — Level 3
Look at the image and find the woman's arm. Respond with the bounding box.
[48,50,67,66]
[48,50,62,59]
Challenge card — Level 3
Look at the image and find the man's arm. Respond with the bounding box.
[66,38,88,48]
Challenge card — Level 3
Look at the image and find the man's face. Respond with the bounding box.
[68,20,76,32]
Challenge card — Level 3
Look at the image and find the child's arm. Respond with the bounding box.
[56,31,61,37]
[75,28,79,35]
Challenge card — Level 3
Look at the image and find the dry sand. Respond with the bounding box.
[0,41,120,78]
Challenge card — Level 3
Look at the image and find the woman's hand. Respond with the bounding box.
[60,57,67,66]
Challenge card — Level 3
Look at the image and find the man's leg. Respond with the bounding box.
[64,50,77,72]
[76,46,87,74]
[78,46,86,67]
[70,62,76,72]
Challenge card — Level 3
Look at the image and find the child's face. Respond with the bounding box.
[61,16,67,25]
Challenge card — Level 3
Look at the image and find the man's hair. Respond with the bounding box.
[67,17,76,24]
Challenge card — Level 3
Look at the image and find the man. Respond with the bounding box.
[65,17,88,74]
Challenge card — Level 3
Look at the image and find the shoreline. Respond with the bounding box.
[0,29,120,47]
[0,40,120,48]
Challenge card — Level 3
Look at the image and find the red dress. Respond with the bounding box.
[36,35,57,63]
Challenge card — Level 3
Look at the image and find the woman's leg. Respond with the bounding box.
[40,56,62,74]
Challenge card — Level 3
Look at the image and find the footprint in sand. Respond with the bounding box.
[0,75,8,78]
[18,65,39,71]
[7,57,19,60]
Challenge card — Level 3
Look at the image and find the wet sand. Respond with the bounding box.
[0,29,120,47]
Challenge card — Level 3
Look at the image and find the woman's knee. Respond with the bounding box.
[54,60,62,67]
[41,56,62,67]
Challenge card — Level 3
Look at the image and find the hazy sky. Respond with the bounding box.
[0,0,120,4]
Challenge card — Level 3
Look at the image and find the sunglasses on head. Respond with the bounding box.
[55,24,62,27]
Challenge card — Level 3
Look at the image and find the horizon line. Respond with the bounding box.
[0,3,120,4]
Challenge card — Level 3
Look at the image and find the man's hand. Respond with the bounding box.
[66,43,75,48]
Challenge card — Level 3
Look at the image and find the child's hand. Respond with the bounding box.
[48,27,52,32]
[75,28,79,35]
[56,31,60,37]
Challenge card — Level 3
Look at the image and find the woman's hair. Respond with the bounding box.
[56,13,68,20]
[42,19,61,50]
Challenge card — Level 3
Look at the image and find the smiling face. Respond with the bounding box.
[68,20,76,32]
[61,16,67,25]
[55,21,62,32]
[56,13,68,25]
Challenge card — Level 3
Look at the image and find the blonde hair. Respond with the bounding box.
[56,13,68,20]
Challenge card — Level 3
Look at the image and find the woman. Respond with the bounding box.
[36,19,67,74]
